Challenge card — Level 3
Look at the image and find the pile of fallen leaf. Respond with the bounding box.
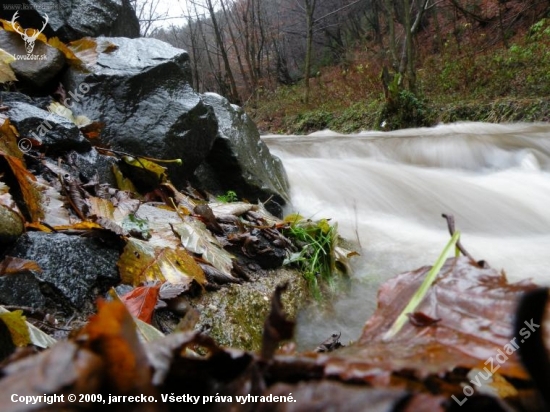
[0,107,349,337]
[1,112,549,409]
[0,252,547,411]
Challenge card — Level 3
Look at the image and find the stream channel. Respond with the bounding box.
[263,122,550,350]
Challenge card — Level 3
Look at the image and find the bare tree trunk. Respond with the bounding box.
[223,1,252,94]
[498,0,509,48]
[205,0,240,103]
[304,0,316,104]
[383,0,398,69]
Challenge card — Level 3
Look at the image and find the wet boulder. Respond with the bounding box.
[62,37,218,188]
[4,232,121,313]
[0,30,65,91]
[4,95,91,155]
[194,93,290,216]
[0,0,139,42]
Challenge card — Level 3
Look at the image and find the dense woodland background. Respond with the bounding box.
[130,0,550,132]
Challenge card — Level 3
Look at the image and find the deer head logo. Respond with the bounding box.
[10,11,49,54]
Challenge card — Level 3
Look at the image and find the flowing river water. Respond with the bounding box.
[263,122,550,350]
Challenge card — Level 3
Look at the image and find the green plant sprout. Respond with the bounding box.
[383,231,461,341]
[217,190,238,203]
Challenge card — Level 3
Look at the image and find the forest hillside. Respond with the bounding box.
[147,0,550,132]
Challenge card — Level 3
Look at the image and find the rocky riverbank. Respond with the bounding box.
[0,0,348,354]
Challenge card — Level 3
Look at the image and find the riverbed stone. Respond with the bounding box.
[5,99,91,155]
[189,267,308,351]
[62,36,218,188]
[194,93,290,216]
[0,30,66,91]
[5,232,121,312]
[0,0,139,42]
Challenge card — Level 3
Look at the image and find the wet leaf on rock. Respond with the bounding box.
[118,238,206,288]
[68,37,99,68]
[47,37,85,69]
[89,195,144,237]
[0,256,41,275]
[34,176,73,226]
[122,155,167,184]
[172,217,235,277]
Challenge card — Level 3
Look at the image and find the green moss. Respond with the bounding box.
[190,267,308,351]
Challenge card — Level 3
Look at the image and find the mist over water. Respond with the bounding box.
[263,122,550,350]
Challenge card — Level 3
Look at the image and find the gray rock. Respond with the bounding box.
[67,148,118,188]
[195,93,290,215]
[0,0,139,42]
[0,31,65,90]
[6,232,121,312]
[63,37,218,187]
[0,272,46,310]
[6,100,91,155]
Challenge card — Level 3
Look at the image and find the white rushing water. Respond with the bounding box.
[263,122,550,350]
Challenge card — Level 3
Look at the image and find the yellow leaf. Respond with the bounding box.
[0,310,31,347]
[0,119,23,160]
[0,305,56,348]
[0,61,16,83]
[46,37,82,68]
[48,102,76,123]
[113,164,139,192]
[118,238,206,287]
[68,37,98,68]
[284,213,305,225]
[0,48,15,64]
[318,218,332,234]
[52,221,104,231]
[0,181,25,238]
[0,48,16,83]
[122,156,167,183]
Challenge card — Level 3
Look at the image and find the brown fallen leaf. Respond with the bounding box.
[120,284,162,324]
[0,341,103,412]
[0,153,44,222]
[321,257,538,386]
[79,299,157,400]
[0,256,41,275]
[0,119,22,160]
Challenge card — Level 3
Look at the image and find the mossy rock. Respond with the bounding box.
[190,267,308,351]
